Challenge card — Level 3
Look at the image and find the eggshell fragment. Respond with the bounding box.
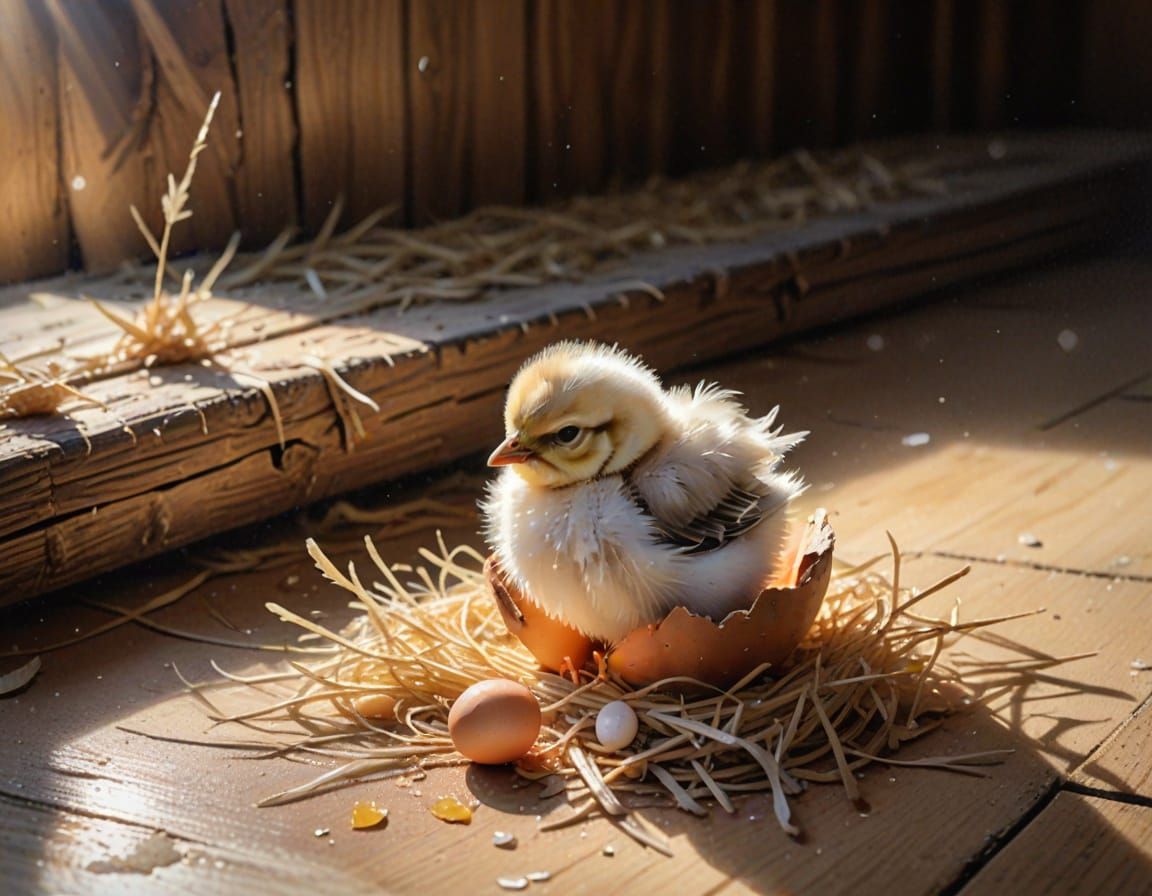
[448,679,542,764]
[595,701,639,751]
[606,511,834,689]
[485,557,595,673]
[351,693,396,720]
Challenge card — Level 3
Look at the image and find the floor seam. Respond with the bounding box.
[920,550,1152,584]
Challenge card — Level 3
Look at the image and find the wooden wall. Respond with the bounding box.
[0,0,1125,285]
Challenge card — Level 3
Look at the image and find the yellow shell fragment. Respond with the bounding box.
[430,796,473,824]
[350,800,388,830]
[351,693,397,720]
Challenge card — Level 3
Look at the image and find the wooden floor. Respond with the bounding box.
[2,249,1150,895]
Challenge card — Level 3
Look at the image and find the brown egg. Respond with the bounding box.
[485,556,595,673]
[489,510,835,690]
[448,679,542,765]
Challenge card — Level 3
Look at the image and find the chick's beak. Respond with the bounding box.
[488,434,534,466]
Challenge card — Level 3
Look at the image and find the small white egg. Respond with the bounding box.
[595,700,638,751]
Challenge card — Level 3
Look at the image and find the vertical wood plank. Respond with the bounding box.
[531,0,611,200]
[51,0,153,271]
[749,0,778,157]
[931,0,954,130]
[975,0,1009,129]
[52,0,241,271]
[469,0,527,207]
[773,0,840,151]
[295,0,406,230]
[668,0,740,173]
[0,0,70,282]
[133,0,241,257]
[409,0,526,223]
[848,0,889,141]
[607,0,671,185]
[224,0,298,243]
[1079,0,1152,128]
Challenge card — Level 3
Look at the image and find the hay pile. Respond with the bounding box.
[183,533,1018,852]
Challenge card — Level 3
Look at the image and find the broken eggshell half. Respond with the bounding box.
[486,510,834,689]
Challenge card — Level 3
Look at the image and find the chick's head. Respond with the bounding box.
[490,342,669,488]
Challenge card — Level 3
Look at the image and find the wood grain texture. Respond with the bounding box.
[773,0,840,150]
[1073,700,1152,799]
[930,0,955,130]
[51,0,154,272]
[530,0,611,200]
[668,0,741,172]
[130,0,241,257]
[295,0,406,229]
[0,0,69,284]
[606,0,671,184]
[0,793,370,896]
[975,0,1010,130]
[409,0,526,222]
[0,133,1147,602]
[749,0,778,157]
[530,0,671,196]
[224,0,298,243]
[960,794,1152,895]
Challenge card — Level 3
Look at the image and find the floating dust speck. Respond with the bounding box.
[1017,533,1044,549]
[350,801,388,830]
[492,831,517,849]
[1112,555,1132,569]
[866,334,885,352]
[497,878,529,891]
[526,871,552,882]
[901,432,931,447]
[1057,329,1079,352]
[430,796,473,824]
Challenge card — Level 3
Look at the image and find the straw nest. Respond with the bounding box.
[183,532,1018,853]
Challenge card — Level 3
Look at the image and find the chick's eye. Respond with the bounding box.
[555,425,581,445]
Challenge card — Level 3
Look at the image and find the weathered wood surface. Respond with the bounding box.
[2,0,1144,283]
[960,794,1152,895]
[2,252,1151,894]
[0,0,68,282]
[1072,700,1152,799]
[0,133,1149,604]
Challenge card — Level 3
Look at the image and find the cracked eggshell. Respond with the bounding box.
[486,556,595,674]
[487,512,834,690]
[607,511,834,689]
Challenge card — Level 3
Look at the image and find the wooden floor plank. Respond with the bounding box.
[0,793,369,896]
[959,793,1152,896]
[4,244,1152,893]
[1072,699,1152,799]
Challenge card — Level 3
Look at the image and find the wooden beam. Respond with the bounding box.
[0,132,1148,603]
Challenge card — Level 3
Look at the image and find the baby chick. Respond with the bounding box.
[482,341,806,644]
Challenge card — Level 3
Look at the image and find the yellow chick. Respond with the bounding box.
[482,341,806,643]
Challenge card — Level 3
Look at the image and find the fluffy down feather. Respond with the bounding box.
[483,341,806,643]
